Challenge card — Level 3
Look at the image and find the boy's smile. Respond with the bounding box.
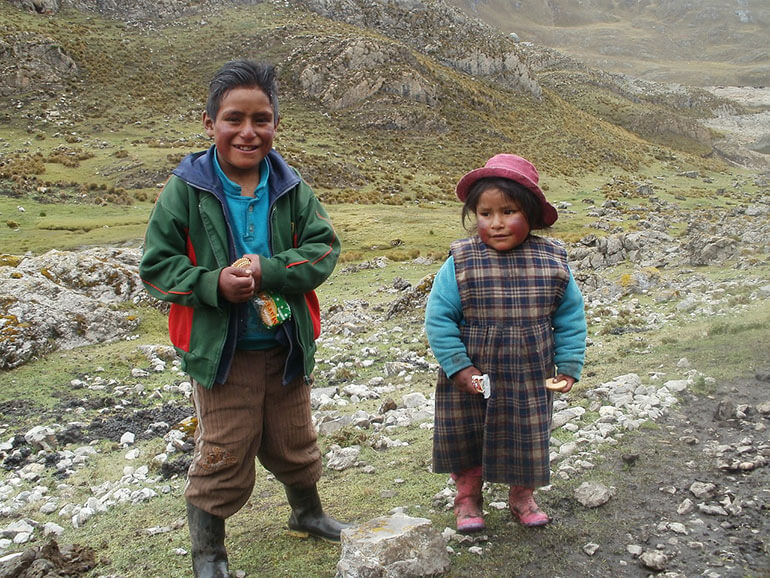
[203,86,278,189]
[475,187,531,251]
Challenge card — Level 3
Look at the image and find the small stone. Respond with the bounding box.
[639,550,668,571]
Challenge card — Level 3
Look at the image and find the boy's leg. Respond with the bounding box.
[256,346,321,485]
[257,348,349,541]
[184,349,272,576]
[185,350,268,517]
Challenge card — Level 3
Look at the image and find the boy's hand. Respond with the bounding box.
[219,266,256,303]
[451,366,483,395]
[241,254,262,289]
[224,254,263,303]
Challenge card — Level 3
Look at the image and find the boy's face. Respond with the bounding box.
[475,186,531,252]
[203,86,278,183]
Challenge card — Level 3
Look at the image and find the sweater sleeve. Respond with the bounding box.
[424,256,473,378]
[552,269,587,381]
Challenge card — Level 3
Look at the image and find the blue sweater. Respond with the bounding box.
[425,255,587,381]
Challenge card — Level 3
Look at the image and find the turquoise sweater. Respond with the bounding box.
[425,254,587,381]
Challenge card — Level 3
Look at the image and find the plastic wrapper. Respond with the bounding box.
[471,374,491,399]
[253,291,292,328]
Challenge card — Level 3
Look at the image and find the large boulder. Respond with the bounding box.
[336,514,450,577]
[0,248,145,369]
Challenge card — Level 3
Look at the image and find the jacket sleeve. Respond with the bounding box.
[259,181,341,295]
[552,269,587,381]
[425,256,473,378]
[138,178,222,309]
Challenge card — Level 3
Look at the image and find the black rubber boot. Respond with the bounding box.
[285,484,351,543]
[186,501,230,578]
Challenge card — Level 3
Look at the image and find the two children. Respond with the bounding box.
[425,154,587,531]
[140,56,585,575]
[139,60,345,577]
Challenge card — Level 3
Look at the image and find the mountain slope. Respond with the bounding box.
[446,0,770,86]
[0,0,760,217]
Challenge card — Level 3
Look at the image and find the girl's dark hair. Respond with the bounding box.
[206,59,279,124]
[461,177,544,232]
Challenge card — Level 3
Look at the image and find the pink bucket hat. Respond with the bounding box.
[455,154,558,227]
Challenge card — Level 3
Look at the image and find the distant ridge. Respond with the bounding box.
[446,0,770,86]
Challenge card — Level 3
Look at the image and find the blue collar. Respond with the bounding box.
[212,148,270,200]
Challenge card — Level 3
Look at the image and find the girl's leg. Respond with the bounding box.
[451,466,485,533]
[509,485,550,527]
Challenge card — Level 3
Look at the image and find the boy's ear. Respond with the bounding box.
[274,115,280,130]
[202,112,215,137]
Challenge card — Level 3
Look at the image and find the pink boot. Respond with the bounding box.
[509,485,550,527]
[451,467,485,533]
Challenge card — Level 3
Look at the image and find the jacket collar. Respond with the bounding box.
[173,145,301,203]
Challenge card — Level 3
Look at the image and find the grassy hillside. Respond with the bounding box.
[0,1,744,259]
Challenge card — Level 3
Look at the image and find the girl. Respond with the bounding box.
[425,154,587,532]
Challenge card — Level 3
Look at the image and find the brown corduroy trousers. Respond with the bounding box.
[184,348,322,518]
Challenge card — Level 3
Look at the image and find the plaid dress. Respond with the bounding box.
[433,235,570,487]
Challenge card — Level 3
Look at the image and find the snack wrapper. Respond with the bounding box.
[471,374,491,399]
[254,291,292,328]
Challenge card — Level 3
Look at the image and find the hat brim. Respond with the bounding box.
[455,167,558,227]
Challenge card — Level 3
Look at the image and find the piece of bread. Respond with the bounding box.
[545,378,569,391]
[231,257,251,268]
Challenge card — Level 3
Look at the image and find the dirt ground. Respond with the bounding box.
[1,369,767,577]
[507,368,770,578]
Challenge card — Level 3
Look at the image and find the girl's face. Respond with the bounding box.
[203,86,277,184]
[475,186,531,251]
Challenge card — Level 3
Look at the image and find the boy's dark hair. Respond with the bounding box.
[461,177,544,231]
[206,59,279,124]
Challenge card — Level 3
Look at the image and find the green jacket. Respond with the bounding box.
[139,146,340,388]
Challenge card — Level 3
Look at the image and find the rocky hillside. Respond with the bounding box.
[447,0,770,87]
[2,0,767,194]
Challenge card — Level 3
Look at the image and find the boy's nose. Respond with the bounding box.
[240,122,257,137]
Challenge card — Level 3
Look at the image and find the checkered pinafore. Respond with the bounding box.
[432,235,570,486]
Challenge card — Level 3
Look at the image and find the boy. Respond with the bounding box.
[139,59,346,578]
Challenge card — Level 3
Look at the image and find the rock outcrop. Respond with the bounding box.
[0,33,78,95]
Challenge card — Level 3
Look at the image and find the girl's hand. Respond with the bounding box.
[451,366,483,395]
[218,266,256,303]
[548,374,577,393]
